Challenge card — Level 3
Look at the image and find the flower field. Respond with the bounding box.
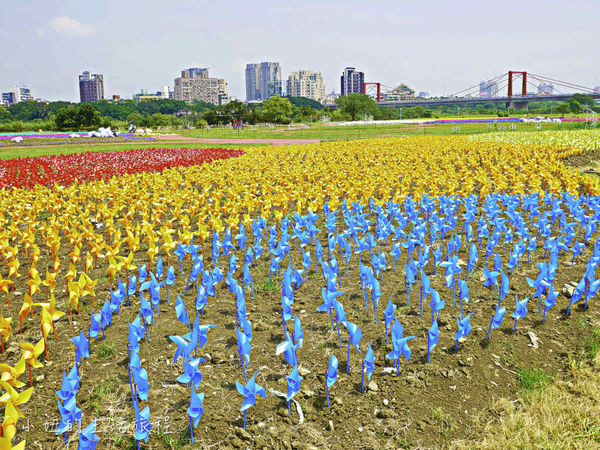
[473,129,600,152]
[0,147,244,189]
[1,136,600,448]
[0,135,155,148]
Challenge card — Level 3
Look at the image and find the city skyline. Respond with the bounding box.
[1,0,600,102]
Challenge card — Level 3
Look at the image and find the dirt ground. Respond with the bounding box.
[3,208,597,450]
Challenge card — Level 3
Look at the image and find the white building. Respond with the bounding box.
[174,68,228,105]
[2,85,33,106]
[286,70,326,102]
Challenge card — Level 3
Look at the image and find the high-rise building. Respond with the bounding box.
[286,70,326,102]
[181,68,208,79]
[79,71,104,103]
[537,83,554,95]
[174,68,228,105]
[2,85,32,106]
[340,67,364,96]
[479,79,499,98]
[245,64,260,102]
[245,62,282,101]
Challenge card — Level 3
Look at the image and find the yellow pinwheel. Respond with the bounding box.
[19,339,44,386]
[26,267,42,297]
[18,295,33,334]
[0,274,12,307]
[0,358,26,389]
[1,400,20,442]
[41,270,58,301]
[0,382,34,419]
[0,314,12,353]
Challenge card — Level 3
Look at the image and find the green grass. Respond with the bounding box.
[94,340,116,360]
[585,327,600,360]
[0,142,267,160]
[179,119,582,141]
[258,280,280,292]
[517,367,554,394]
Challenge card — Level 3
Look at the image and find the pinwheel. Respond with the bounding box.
[134,405,152,445]
[317,287,344,331]
[236,369,265,429]
[0,357,26,389]
[439,255,462,308]
[584,274,600,310]
[387,327,416,376]
[18,294,34,334]
[0,382,33,421]
[344,321,362,373]
[78,420,100,450]
[512,296,529,332]
[177,357,205,390]
[175,296,191,333]
[566,278,586,317]
[482,266,501,302]
[236,328,252,380]
[428,288,445,322]
[325,355,338,408]
[0,273,13,306]
[276,332,299,367]
[71,330,89,372]
[427,320,440,363]
[454,312,473,351]
[56,369,79,404]
[362,342,375,393]
[383,295,396,345]
[55,396,82,442]
[486,305,506,340]
[187,388,205,443]
[286,365,303,415]
[0,313,12,353]
[466,243,478,281]
[19,339,44,386]
[543,289,559,322]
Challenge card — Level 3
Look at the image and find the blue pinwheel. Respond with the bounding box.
[428,288,445,321]
[127,274,136,307]
[56,396,82,436]
[133,367,150,401]
[543,289,559,322]
[566,278,585,317]
[362,342,375,393]
[427,320,440,363]
[188,389,205,444]
[177,357,205,390]
[170,334,191,364]
[236,328,252,380]
[383,295,396,345]
[499,271,510,305]
[325,355,338,408]
[134,405,152,444]
[486,305,506,340]
[286,365,303,415]
[174,243,186,275]
[71,330,89,373]
[56,370,79,403]
[482,266,501,301]
[317,287,344,331]
[243,264,255,302]
[512,296,528,332]
[88,310,101,343]
[344,321,362,373]
[387,330,416,376]
[165,266,175,304]
[276,332,299,366]
[454,312,473,351]
[78,419,99,450]
[236,370,266,429]
[175,295,191,332]
[293,315,303,347]
[466,243,478,280]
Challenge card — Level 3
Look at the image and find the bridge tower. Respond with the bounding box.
[362,82,381,102]
[507,71,528,110]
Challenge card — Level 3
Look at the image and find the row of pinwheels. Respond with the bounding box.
[0,147,243,189]
[474,129,600,153]
[0,135,155,149]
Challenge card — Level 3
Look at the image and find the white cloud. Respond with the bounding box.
[48,15,95,37]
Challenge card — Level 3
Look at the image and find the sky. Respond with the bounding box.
[1,0,599,102]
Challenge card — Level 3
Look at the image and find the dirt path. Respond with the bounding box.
[157,134,321,145]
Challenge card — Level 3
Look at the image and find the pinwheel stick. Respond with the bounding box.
[189,400,194,444]
[361,361,365,393]
[384,323,389,346]
[27,362,33,387]
[346,341,351,374]
[140,314,150,343]
[239,351,247,381]
[325,370,330,408]
[243,410,248,429]
[427,335,430,364]
[0,336,3,353]
[486,315,494,341]
[371,294,378,324]
[41,325,49,361]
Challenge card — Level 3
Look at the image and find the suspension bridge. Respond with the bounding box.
[361,71,600,110]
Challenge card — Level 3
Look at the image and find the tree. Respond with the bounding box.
[54,108,79,130]
[0,105,9,122]
[335,94,377,121]
[555,102,570,117]
[76,104,102,128]
[262,95,293,123]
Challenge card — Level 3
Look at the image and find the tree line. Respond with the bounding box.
[0,93,596,131]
